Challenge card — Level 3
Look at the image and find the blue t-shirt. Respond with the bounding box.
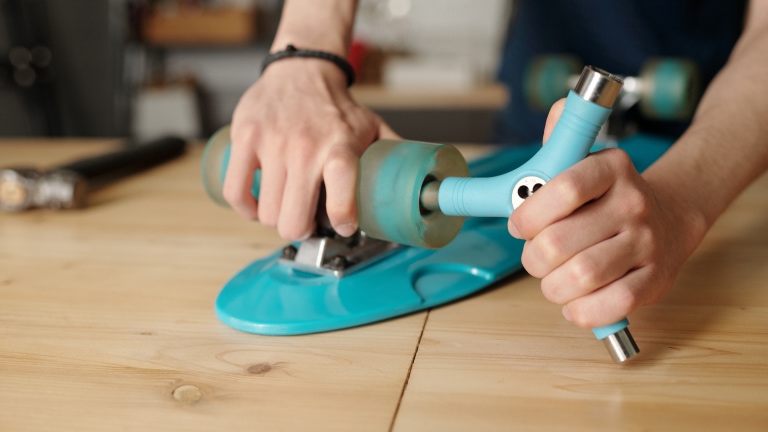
[493,0,747,144]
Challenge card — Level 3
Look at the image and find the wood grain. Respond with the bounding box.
[393,167,768,431]
[0,140,425,432]
[3,139,768,431]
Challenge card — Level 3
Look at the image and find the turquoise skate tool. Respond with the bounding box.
[202,66,665,363]
[427,66,638,362]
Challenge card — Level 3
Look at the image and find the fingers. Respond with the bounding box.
[323,149,359,237]
[520,197,620,278]
[510,148,633,240]
[268,131,323,240]
[509,145,671,328]
[237,118,390,241]
[276,151,320,240]
[227,74,397,241]
[253,159,285,227]
[561,265,665,329]
[222,133,260,220]
[322,117,399,237]
[538,230,646,306]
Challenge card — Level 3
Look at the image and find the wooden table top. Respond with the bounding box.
[2,139,767,431]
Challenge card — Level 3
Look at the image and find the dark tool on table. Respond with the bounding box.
[0,136,187,212]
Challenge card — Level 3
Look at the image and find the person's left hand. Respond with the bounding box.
[507,99,705,328]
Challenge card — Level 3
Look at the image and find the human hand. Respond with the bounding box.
[223,58,399,240]
[508,99,705,328]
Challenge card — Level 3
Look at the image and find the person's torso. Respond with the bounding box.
[493,0,747,144]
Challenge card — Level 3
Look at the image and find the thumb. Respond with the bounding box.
[377,119,401,140]
[542,98,566,145]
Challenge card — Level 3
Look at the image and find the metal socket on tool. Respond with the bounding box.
[574,65,624,108]
[603,328,640,363]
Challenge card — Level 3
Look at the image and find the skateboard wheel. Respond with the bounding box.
[357,139,469,249]
[525,55,582,111]
[202,131,466,247]
[639,58,700,120]
[201,125,260,207]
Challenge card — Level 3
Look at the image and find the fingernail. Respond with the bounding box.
[335,222,357,238]
[508,220,521,239]
[298,230,312,241]
[562,306,573,322]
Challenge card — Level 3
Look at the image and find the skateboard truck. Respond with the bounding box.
[279,230,400,278]
[202,66,645,363]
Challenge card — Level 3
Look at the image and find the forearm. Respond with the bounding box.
[270,0,357,56]
[642,10,768,247]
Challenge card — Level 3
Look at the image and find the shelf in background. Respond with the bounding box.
[350,83,509,110]
[142,7,258,46]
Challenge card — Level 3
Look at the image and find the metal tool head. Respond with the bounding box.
[0,167,87,212]
[602,327,640,363]
[39,169,89,210]
[575,65,624,108]
[0,168,40,212]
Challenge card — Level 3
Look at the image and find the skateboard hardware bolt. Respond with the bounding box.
[329,255,347,271]
[277,233,400,277]
[282,245,297,260]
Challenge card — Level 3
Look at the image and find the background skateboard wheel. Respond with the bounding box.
[201,125,260,207]
[201,125,232,207]
[639,58,700,120]
[525,55,582,111]
[357,139,469,249]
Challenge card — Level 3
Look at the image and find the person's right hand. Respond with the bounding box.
[223,57,399,241]
[508,99,706,329]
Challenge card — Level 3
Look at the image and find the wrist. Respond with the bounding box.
[270,36,349,59]
[259,56,350,92]
[262,45,355,87]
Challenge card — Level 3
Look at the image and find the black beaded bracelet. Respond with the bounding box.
[261,44,356,87]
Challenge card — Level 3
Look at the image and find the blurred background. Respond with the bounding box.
[0,0,511,143]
